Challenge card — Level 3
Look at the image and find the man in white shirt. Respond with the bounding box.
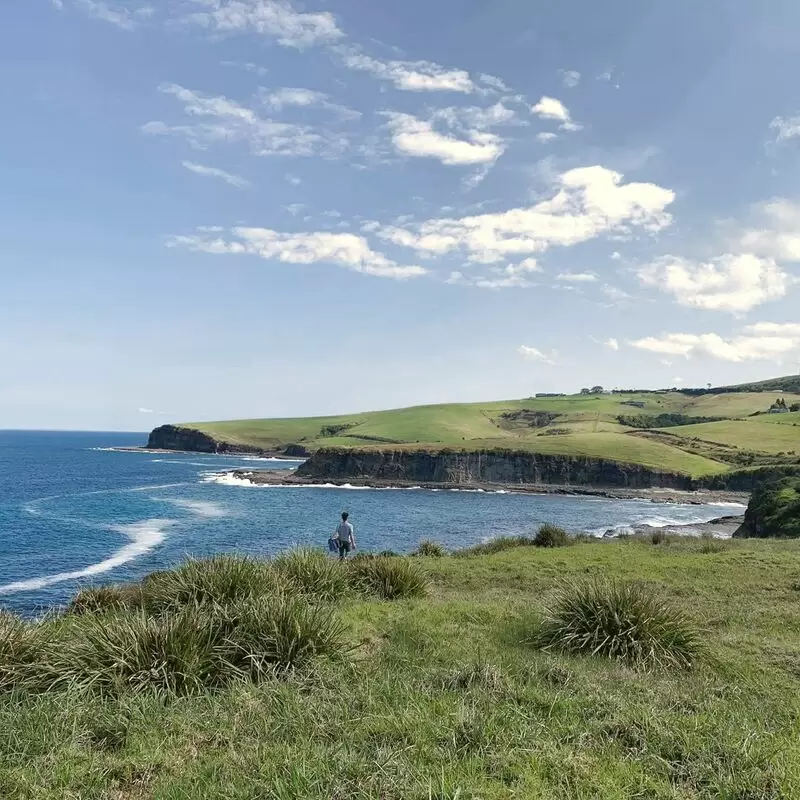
[335,512,356,560]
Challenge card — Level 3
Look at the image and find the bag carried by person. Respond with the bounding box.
[328,537,339,553]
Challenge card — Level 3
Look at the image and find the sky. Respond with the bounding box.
[2,0,800,431]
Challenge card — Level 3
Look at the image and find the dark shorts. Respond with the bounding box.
[338,540,352,556]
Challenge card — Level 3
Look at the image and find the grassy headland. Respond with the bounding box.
[3,536,800,798]
[153,377,800,480]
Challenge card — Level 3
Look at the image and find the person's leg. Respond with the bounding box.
[338,541,347,561]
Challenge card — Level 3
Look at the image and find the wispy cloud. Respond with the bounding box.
[336,47,475,93]
[168,228,428,280]
[184,0,343,49]
[142,83,350,158]
[560,70,581,88]
[518,345,557,364]
[221,60,269,77]
[260,86,359,119]
[182,160,250,188]
[74,0,152,30]
[557,272,598,283]
[770,114,800,143]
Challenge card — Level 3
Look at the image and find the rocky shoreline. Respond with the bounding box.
[227,469,750,506]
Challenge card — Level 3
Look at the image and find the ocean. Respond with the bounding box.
[0,430,745,615]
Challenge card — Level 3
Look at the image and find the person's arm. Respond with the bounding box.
[350,525,356,548]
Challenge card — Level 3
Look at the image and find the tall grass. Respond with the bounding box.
[414,540,446,557]
[454,535,536,557]
[348,556,427,600]
[46,595,350,695]
[141,555,279,612]
[273,548,350,600]
[533,523,570,548]
[0,613,51,692]
[533,579,700,670]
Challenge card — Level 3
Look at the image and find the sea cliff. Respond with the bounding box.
[146,425,268,456]
[296,448,694,489]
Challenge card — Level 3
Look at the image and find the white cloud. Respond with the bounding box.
[770,115,800,142]
[168,228,427,280]
[738,199,800,262]
[631,324,800,362]
[378,165,674,263]
[138,407,155,413]
[185,0,343,48]
[610,251,621,260]
[557,271,598,282]
[637,253,790,313]
[285,173,302,185]
[452,258,541,289]
[260,86,359,119]
[518,345,556,364]
[52,0,65,7]
[561,70,581,88]
[537,132,557,143]
[605,338,620,351]
[221,60,269,77]
[479,74,511,93]
[182,160,250,188]
[75,0,151,30]
[143,83,348,158]
[434,102,518,131]
[382,112,504,166]
[337,48,474,93]
[532,96,570,122]
[532,95,581,130]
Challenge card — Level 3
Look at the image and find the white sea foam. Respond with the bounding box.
[165,499,228,518]
[0,519,174,596]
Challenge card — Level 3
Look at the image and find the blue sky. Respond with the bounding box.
[3,0,800,430]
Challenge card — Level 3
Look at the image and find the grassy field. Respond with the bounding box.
[659,417,800,456]
[178,389,800,478]
[3,539,800,798]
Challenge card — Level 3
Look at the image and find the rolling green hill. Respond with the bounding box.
[155,381,800,478]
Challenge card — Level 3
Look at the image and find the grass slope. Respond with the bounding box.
[4,540,800,798]
[179,389,800,477]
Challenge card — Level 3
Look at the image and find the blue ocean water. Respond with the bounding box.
[0,431,744,615]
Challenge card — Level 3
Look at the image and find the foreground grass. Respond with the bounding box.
[3,539,800,798]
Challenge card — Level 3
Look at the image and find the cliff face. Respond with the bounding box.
[296,448,694,490]
[147,425,266,456]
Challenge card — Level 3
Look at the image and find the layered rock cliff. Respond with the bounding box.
[147,425,267,456]
[296,448,695,489]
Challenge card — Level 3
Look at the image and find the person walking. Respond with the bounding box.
[335,512,356,560]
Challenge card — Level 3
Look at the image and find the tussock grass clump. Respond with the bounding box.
[348,556,427,600]
[68,584,143,615]
[141,555,278,612]
[651,530,668,545]
[49,595,350,695]
[533,523,570,548]
[414,540,446,557]
[698,533,730,554]
[533,580,700,670]
[273,548,350,600]
[0,613,51,692]
[454,535,536,557]
[223,594,349,677]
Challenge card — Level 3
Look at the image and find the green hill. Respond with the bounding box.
[152,380,800,478]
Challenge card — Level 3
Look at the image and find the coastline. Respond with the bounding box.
[224,468,750,506]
